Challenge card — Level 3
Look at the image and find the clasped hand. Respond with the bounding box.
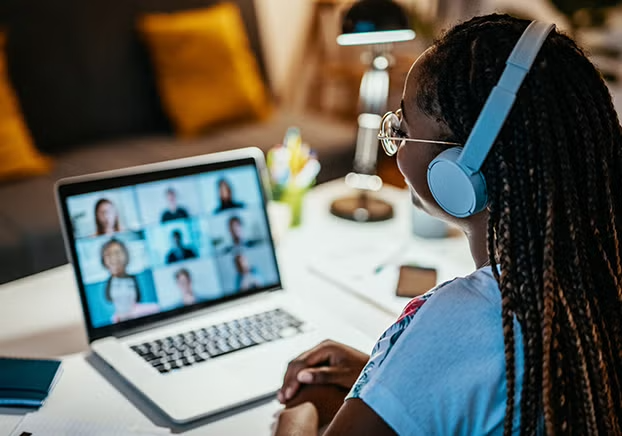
[275,340,369,430]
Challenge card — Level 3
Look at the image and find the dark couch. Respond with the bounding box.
[0,0,356,284]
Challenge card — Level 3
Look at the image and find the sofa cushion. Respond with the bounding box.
[138,3,271,137]
[0,31,51,181]
[0,0,267,153]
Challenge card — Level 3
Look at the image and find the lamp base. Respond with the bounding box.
[330,191,393,222]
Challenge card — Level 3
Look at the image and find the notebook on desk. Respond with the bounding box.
[55,147,371,424]
[0,357,62,408]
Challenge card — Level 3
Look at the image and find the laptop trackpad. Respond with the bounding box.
[157,331,323,419]
[213,331,323,394]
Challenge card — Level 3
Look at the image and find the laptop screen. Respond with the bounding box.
[58,154,281,340]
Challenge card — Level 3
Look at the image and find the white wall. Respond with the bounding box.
[254,0,315,99]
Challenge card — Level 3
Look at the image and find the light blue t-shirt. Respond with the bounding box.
[347,266,525,435]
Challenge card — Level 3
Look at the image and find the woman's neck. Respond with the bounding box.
[463,214,490,269]
[112,273,129,278]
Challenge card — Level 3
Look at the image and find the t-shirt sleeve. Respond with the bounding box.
[347,272,519,436]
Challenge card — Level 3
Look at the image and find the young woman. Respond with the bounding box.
[174,268,196,306]
[94,198,121,236]
[214,178,245,213]
[274,14,622,436]
[101,238,158,323]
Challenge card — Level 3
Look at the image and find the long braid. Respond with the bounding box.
[417,14,622,435]
[564,47,622,434]
[544,55,608,434]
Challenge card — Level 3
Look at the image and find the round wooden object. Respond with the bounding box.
[330,193,394,222]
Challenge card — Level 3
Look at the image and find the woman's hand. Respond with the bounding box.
[284,384,348,430]
[273,402,318,436]
[278,340,369,403]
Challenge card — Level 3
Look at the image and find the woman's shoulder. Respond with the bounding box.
[426,265,501,311]
[348,267,515,435]
[349,266,504,399]
[396,266,504,345]
[396,265,499,324]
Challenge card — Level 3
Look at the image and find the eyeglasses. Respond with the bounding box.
[378,109,461,156]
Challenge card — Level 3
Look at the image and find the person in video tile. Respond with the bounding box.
[224,216,260,254]
[166,229,197,264]
[161,187,189,223]
[234,253,263,291]
[101,238,159,323]
[95,198,120,236]
[175,268,196,306]
[214,178,244,214]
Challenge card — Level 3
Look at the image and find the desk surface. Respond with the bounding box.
[0,260,391,435]
[0,180,472,434]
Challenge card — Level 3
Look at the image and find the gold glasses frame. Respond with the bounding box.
[377,109,461,156]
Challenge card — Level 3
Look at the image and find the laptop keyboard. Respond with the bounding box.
[131,308,304,374]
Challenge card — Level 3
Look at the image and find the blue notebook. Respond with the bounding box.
[0,357,62,408]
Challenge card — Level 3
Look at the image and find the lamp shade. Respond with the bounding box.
[337,0,415,46]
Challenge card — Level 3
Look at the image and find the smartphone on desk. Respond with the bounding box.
[396,265,438,298]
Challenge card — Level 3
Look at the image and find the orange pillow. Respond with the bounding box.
[0,32,51,182]
[138,3,272,137]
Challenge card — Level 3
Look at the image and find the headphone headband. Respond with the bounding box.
[457,21,555,174]
[427,20,555,218]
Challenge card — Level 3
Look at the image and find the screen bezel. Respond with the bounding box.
[56,151,283,342]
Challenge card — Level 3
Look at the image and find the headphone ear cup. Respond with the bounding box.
[427,147,488,218]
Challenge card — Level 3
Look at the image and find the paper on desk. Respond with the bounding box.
[0,413,23,436]
[10,412,171,436]
[308,235,474,317]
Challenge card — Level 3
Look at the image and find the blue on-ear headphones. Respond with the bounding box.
[427,21,555,218]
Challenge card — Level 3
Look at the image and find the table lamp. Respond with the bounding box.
[330,0,415,222]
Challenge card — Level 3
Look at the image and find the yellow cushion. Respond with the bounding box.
[138,3,272,137]
[0,32,51,181]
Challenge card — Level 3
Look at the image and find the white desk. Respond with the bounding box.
[0,180,472,434]
[0,266,390,435]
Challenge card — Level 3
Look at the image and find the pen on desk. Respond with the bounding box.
[373,243,409,274]
[374,261,394,274]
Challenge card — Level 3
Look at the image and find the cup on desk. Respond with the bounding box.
[411,205,449,238]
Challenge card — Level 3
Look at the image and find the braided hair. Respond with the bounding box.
[417,14,622,435]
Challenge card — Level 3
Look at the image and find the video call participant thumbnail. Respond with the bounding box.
[166,229,197,264]
[234,253,263,291]
[175,268,196,306]
[95,198,121,236]
[214,178,244,214]
[161,187,190,223]
[101,238,159,323]
[224,216,261,254]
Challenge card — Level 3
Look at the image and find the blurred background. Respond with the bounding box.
[263,0,622,109]
[261,0,622,184]
[0,0,620,283]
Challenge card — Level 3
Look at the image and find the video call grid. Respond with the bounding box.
[66,166,280,328]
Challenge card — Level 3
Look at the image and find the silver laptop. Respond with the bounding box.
[55,147,370,423]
